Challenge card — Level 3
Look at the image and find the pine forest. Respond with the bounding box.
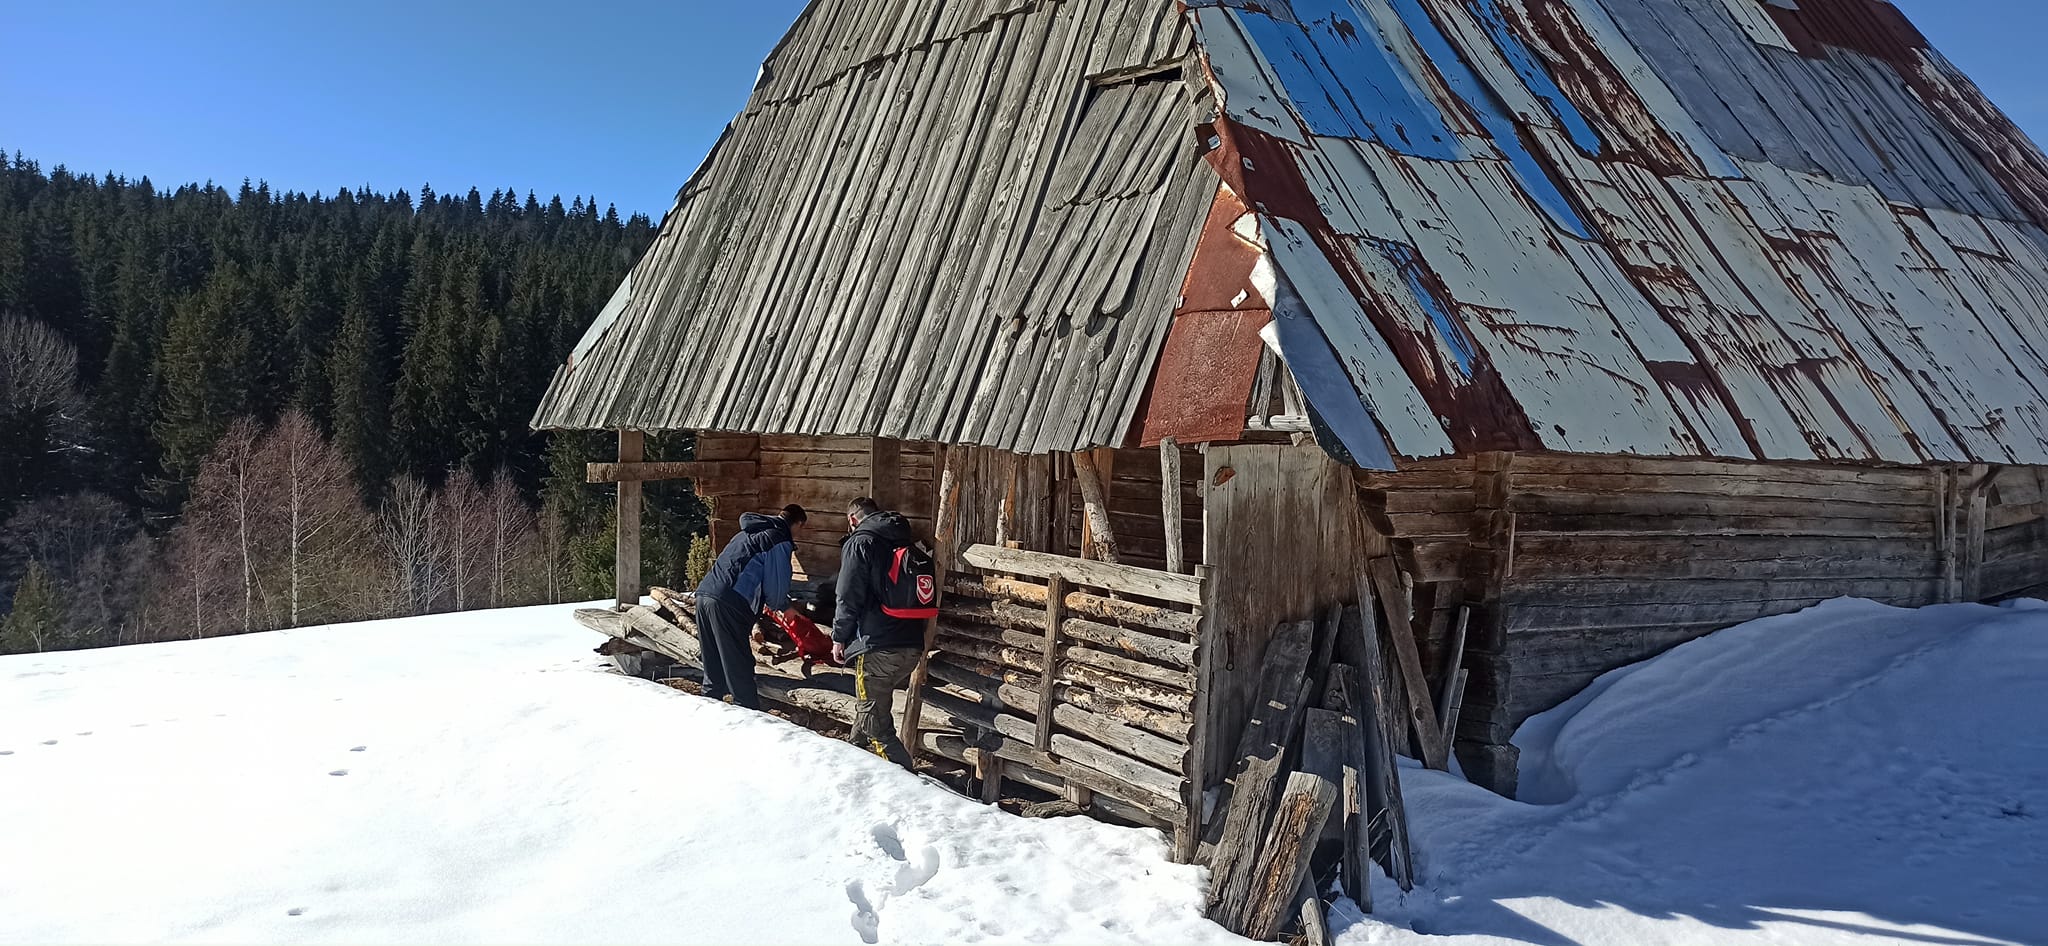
[0,152,711,653]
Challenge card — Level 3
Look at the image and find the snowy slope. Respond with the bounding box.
[3,598,2044,945]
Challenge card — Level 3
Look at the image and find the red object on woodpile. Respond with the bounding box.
[768,607,837,666]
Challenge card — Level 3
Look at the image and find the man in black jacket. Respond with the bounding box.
[831,496,925,768]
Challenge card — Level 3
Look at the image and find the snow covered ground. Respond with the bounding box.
[2,597,2044,945]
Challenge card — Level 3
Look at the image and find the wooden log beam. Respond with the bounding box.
[1034,575,1066,751]
[1367,561,1449,771]
[1436,607,1469,736]
[1161,438,1186,574]
[587,459,758,484]
[1346,604,1414,890]
[920,689,1185,801]
[869,439,901,513]
[925,656,1194,742]
[901,447,966,759]
[933,633,1195,712]
[1231,769,1339,939]
[1073,448,1123,564]
[960,544,1204,606]
[615,431,644,607]
[939,621,1195,690]
[952,576,1200,634]
[949,597,1196,666]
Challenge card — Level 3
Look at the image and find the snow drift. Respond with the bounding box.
[3,597,2043,945]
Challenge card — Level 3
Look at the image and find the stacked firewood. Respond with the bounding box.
[1203,601,1434,942]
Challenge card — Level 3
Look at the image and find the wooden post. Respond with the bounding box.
[899,447,966,760]
[615,430,644,608]
[1177,563,1215,864]
[1073,448,1122,564]
[1436,607,1469,736]
[1932,466,1955,603]
[1160,438,1185,574]
[1963,464,1992,602]
[1367,560,1449,771]
[1034,574,1067,751]
[996,451,1021,550]
[868,438,901,512]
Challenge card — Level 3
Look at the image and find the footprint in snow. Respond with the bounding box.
[40,739,57,746]
[869,823,941,896]
[845,881,880,944]
[350,746,367,752]
[329,770,349,777]
[0,750,12,756]
[287,908,306,917]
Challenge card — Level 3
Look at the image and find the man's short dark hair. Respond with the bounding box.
[781,504,807,524]
[847,497,883,520]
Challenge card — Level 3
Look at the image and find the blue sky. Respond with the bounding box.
[1,1,2041,219]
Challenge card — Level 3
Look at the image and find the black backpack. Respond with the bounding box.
[880,540,940,619]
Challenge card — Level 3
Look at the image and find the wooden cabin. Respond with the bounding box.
[535,0,2048,884]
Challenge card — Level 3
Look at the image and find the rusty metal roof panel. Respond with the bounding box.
[1188,0,2048,464]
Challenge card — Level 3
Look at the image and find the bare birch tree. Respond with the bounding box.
[483,470,536,608]
[437,470,492,611]
[188,418,266,633]
[380,473,449,615]
[256,411,367,626]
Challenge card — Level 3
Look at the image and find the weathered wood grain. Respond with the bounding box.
[960,544,1204,605]
[1205,620,1316,922]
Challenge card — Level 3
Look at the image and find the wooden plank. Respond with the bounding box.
[1205,620,1316,922]
[1345,603,1412,890]
[1035,575,1067,751]
[1232,767,1339,940]
[959,544,1204,605]
[1073,448,1123,564]
[1436,607,1469,735]
[901,446,966,760]
[616,431,644,607]
[1179,562,1215,865]
[868,438,901,512]
[1161,438,1185,573]
[1368,560,1449,770]
[1964,464,1992,601]
[586,460,759,484]
[1322,664,1370,912]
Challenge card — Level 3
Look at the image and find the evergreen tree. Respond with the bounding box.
[154,263,257,478]
[0,560,62,654]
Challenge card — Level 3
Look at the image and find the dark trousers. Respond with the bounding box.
[696,594,760,710]
[850,647,919,769]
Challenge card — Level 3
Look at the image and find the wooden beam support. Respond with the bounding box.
[900,447,966,760]
[615,430,644,607]
[1033,574,1067,751]
[1160,438,1185,574]
[868,439,901,512]
[1367,561,1449,771]
[586,460,756,484]
[1073,448,1122,564]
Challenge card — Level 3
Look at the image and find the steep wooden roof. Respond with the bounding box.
[532,0,1211,454]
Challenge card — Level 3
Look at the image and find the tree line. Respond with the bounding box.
[0,151,708,653]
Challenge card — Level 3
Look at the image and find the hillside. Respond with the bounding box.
[2,598,2043,944]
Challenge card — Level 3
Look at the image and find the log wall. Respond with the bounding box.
[1362,454,2048,796]
[923,545,1206,839]
[694,433,939,580]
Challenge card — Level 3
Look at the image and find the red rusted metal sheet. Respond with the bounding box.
[1136,307,1272,446]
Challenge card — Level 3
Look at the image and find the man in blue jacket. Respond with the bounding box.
[832,497,927,768]
[694,504,807,709]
